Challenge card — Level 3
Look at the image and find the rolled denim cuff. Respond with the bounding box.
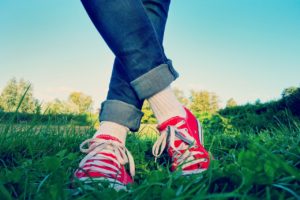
[99,100,144,132]
[130,59,179,100]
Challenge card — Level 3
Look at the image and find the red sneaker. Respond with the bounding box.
[74,134,134,190]
[152,107,210,175]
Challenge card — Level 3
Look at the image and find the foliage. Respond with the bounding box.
[43,99,79,114]
[43,92,93,115]
[173,87,189,106]
[0,111,95,126]
[140,88,222,124]
[219,87,300,132]
[226,98,237,108]
[140,88,189,124]
[0,115,299,199]
[281,86,298,98]
[0,78,39,113]
[1,80,300,199]
[141,100,157,124]
[283,87,300,117]
[196,112,237,136]
[189,90,220,114]
[0,78,94,115]
[68,92,93,113]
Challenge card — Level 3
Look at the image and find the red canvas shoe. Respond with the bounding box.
[152,107,210,175]
[74,134,134,190]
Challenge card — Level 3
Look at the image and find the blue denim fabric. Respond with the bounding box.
[81,0,179,131]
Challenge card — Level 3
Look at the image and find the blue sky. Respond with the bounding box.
[1,0,299,108]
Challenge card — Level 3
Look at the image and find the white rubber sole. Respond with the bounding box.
[196,119,204,145]
[182,168,207,176]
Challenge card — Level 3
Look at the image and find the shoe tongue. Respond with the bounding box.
[157,116,185,132]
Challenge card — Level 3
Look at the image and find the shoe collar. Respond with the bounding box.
[157,116,186,132]
[157,106,190,132]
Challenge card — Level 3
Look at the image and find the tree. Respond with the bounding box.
[281,86,298,98]
[210,92,220,112]
[173,87,189,106]
[0,96,4,112]
[283,87,300,116]
[68,92,93,113]
[141,100,156,124]
[255,99,262,105]
[0,78,18,111]
[44,92,93,114]
[44,99,79,114]
[226,98,237,108]
[0,78,39,113]
[189,90,220,114]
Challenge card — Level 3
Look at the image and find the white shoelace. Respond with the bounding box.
[79,137,135,178]
[152,120,206,169]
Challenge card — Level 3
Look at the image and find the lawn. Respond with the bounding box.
[0,120,299,200]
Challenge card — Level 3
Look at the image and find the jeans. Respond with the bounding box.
[81,0,179,131]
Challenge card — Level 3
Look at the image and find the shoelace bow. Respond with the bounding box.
[152,120,207,169]
[79,138,135,178]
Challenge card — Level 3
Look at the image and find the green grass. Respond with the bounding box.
[0,120,299,200]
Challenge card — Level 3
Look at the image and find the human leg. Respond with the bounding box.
[75,0,176,189]
[77,0,209,181]
[80,0,178,85]
[97,0,173,148]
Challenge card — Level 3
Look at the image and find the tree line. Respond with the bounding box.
[0,78,93,115]
[1,78,298,128]
[0,78,236,116]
